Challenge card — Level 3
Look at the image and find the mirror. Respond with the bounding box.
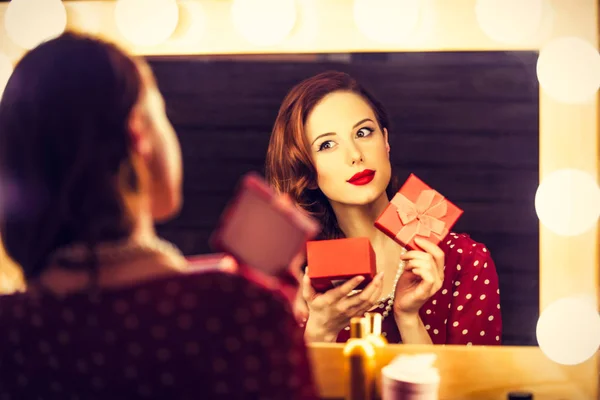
[149,51,540,346]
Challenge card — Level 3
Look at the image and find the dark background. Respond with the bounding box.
[148,51,540,346]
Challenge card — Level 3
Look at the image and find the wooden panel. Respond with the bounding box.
[150,51,540,346]
[166,193,536,235]
[307,344,597,400]
[176,128,539,169]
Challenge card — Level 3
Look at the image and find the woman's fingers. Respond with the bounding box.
[324,275,367,304]
[413,237,445,273]
[404,261,441,298]
[301,270,317,302]
[340,272,384,310]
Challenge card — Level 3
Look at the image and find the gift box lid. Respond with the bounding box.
[210,172,321,276]
[375,173,463,250]
[306,237,376,278]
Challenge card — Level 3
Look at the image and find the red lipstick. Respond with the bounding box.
[347,169,375,186]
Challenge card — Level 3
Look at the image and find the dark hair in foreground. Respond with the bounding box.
[0,32,144,279]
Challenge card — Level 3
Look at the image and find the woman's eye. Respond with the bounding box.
[318,140,335,151]
[357,127,374,137]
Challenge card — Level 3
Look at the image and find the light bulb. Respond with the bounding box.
[534,169,600,236]
[4,0,67,50]
[537,297,600,365]
[115,0,179,47]
[354,0,421,44]
[475,0,543,44]
[231,0,297,47]
[537,37,600,104]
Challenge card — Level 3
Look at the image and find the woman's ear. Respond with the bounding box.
[384,127,391,154]
[128,105,152,160]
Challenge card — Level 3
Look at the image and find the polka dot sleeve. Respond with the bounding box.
[446,243,502,345]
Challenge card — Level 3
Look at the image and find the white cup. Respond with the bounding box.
[381,355,440,400]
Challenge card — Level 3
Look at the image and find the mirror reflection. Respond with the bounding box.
[150,51,539,346]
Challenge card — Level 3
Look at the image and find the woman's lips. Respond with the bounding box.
[347,169,375,186]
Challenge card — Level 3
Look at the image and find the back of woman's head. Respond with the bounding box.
[265,71,395,239]
[0,32,143,278]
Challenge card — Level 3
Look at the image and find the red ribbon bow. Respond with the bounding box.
[391,189,449,246]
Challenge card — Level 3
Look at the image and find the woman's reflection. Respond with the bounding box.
[265,71,502,345]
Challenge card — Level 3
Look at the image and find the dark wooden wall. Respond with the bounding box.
[147,51,540,346]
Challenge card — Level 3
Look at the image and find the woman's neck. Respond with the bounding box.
[330,192,391,247]
[129,208,159,243]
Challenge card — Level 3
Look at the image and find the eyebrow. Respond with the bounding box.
[310,118,375,146]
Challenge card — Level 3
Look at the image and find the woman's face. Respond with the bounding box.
[304,91,392,207]
[134,63,183,221]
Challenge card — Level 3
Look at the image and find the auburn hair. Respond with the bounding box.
[265,71,398,239]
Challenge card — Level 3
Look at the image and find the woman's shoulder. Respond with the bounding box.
[439,232,490,255]
[1,268,291,318]
[145,269,292,308]
[438,232,495,275]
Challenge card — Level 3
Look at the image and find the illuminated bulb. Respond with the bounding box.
[536,37,600,104]
[172,1,206,44]
[115,0,179,47]
[231,0,297,47]
[537,297,600,365]
[4,0,67,50]
[354,0,421,44]
[475,0,543,44]
[0,54,13,99]
[68,3,104,35]
[534,169,600,236]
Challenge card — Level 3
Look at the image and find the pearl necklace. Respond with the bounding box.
[49,237,184,266]
[378,247,407,320]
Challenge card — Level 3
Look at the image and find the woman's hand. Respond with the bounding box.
[302,270,384,342]
[393,237,445,318]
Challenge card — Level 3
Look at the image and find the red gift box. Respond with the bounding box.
[306,237,376,293]
[374,174,463,250]
[210,172,321,277]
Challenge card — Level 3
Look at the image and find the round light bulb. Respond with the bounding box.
[354,0,421,44]
[0,54,13,99]
[68,3,103,35]
[115,0,179,47]
[171,1,206,45]
[475,0,543,44]
[537,297,600,365]
[537,37,600,104]
[231,0,297,47]
[4,0,67,50]
[534,169,600,236]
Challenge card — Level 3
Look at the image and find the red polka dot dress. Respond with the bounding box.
[337,232,502,345]
[0,270,318,399]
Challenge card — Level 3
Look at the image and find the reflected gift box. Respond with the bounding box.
[210,172,321,277]
[306,237,376,293]
[375,174,463,250]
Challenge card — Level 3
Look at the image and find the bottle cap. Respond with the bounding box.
[350,317,365,339]
[371,313,382,335]
[507,392,533,400]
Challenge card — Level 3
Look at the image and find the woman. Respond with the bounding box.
[265,71,502,346]
[0,32,316,399]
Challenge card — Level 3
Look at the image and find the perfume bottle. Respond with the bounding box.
[343,317,376,400]
[364,312,388,348]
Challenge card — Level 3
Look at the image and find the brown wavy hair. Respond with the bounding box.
[265,71,398,240]
[0,32,145,279]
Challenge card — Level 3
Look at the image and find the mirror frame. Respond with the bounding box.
[0,0,596,398]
